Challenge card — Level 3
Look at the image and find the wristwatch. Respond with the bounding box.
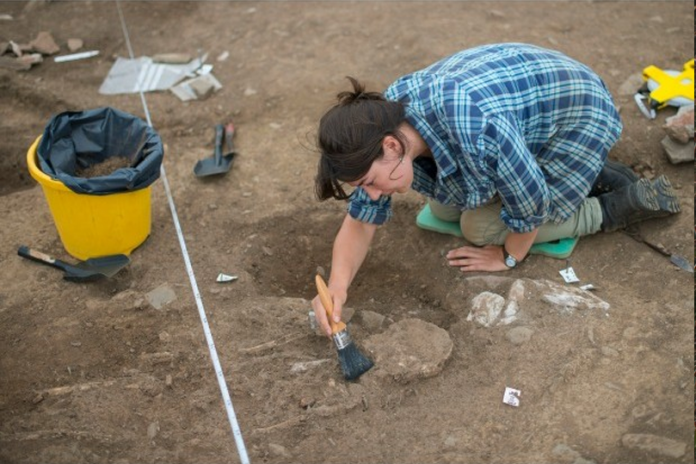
[503,247,522,269]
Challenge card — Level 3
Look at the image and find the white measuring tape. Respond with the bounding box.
[115,3,250,463]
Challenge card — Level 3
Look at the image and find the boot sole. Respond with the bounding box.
[634,178,660,211]
[652,175,681,213]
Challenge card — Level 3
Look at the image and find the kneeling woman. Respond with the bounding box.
[311,43,679,337]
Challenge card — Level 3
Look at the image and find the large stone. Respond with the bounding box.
[663,104,694,144]
[621,433,686,458]
[363,318,453,383]
[661,136,694,164]
[536,280,610,314]
[467,291,505,327]
[359,309,387,331]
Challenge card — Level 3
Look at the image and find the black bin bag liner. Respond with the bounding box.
[37,107,164,195]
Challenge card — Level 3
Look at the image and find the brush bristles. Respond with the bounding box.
[336,342,374,381]
[332,330,373,380]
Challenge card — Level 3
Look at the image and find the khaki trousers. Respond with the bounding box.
[428,196,604,246]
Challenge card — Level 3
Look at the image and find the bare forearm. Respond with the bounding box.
[503,228,538,261]
[446,227,538,272]
[329,214,377,292]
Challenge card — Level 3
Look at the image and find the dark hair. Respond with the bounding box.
[315,76,406,201]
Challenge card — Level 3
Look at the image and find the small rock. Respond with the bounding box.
[17,53,42,68]
[32,393,45,404]
[67,38,83,52]
[165,375,173,387]
[601,346,619,357]
[268,443,292,459]
[244,87,257,96]
[147,421,160,439]
[29,31,60,55]
[506,327,534,345]
[113,289,140,301]
[507,279,526,301]
[444,435,458,448]
[146,284,177,310]
[152,53,192,64]
[299,397,315,409]
[189,76,215,100]
[617,73,644,96]
[663,104,694,144]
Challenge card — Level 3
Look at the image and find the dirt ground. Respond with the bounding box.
[0,2,694,463]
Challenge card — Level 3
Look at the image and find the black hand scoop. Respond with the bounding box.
[194,124,234,177]
[18,246,130,282]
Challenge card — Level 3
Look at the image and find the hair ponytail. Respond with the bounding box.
[315,77,406,201]
[336,76,386,106]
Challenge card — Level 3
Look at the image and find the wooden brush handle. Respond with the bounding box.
[315,274,346,335]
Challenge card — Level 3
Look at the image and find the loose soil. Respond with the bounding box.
[0,2,693,464]
[75,156,132,179]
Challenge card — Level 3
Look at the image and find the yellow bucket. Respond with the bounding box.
[27,136,151,261]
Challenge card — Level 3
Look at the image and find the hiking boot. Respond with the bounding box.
[589,159,640,196]
[651,174,681,214]
[599,177,679,232]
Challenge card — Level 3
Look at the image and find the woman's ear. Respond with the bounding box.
[382,135,400,157]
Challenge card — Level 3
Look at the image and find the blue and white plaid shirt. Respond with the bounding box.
[347,43,622,233]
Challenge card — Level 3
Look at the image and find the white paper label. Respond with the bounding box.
[559,267,580,283]
[503,387,521,407]
[216,273,238,283]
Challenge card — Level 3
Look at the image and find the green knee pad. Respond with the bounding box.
[416,204,578,259]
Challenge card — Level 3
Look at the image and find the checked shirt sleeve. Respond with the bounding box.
[347,187,393,225]
[478,113,551,233]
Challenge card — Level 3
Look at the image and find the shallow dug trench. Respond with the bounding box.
[238,204,461,333]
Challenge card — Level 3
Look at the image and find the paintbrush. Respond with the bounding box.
[315,274,373,380]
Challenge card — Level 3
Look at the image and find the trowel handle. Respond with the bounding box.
[224,122,236,154]
[213,124,224,162]
[17,246,64,270]
[315,274,347,335]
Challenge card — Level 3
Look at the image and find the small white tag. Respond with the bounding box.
[559,267,580,283]
[580,284,595,291]
[503,387,521,407]
[216,273,238,283]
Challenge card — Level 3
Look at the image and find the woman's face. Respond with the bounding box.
[348,135,413,200]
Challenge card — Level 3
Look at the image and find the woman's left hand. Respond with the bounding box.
[446,245,509,272]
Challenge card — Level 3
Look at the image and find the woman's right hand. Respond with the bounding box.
[311,286,347,338]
